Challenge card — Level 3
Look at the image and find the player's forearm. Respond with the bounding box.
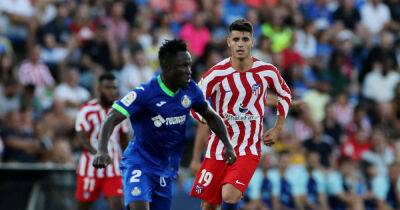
[98,110,125,154]
[192,123,209,161]
[205,113,232,149]
[274,115,285,131]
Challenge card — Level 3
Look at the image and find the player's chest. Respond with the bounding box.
[217,73,267,99]
[145,93,192,128]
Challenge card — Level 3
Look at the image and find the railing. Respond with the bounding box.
[0,162,201,210]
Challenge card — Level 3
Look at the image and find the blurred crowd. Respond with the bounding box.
[0,0,400,209]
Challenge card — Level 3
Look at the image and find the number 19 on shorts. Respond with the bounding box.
[198,169,213,186]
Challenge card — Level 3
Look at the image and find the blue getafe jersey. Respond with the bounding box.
[113,76,207,178]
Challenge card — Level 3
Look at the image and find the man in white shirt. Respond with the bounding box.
[54,67,90,119]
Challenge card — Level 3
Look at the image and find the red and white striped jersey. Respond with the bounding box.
[192,57,291,160]
[75,99,129,178]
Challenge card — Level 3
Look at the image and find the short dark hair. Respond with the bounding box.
[229,18,253,34]
[158,39,188,67]
[98,73,116,83]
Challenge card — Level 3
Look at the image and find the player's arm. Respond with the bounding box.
[189,123,210,173]
[266,93,304,109]
[93,109,126,168]
[119,130,130,151]
[76,131,97,154]
[192,102,236,164]
[263,67,292,146]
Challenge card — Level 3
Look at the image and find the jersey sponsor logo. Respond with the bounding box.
[224,113,260,121]
[181,95,191,108]
[121,91,137,106]
[151,115,187,127]
[156,101,167,107]
[131,187,141,196]
[239,103,249,113]
[251,83,261,95]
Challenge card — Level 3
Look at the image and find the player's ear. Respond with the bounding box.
[227,36,231,48]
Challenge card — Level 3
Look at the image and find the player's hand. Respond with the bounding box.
[189,159,202,174]
[224,146,237,165]
[263,127,281,147]
[92,152,112,168]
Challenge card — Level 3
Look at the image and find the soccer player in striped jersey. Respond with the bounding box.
[189,19,292,210]
[75,73,129,210]
[92,39,236,210]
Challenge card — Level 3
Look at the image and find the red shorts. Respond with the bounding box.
[75,175,123,202]
[190,155,260,204]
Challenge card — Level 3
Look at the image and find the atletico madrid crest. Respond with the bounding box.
[195,184,203,194]
[251,84,261,95]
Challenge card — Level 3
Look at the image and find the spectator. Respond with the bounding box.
[360,160,390,210]
[179,12,211,58]
[102,1,129,49]
[362,59,400,103]
[303,124,334,168]
[332,0,361,30]
[18,45,55,109]
[119,47,154,95]
[0,79,20,119]
[54,67,90,119]
[304,151,329,210]
[1,108,46,162]
[360,0,391,35]
[362,129,394,176]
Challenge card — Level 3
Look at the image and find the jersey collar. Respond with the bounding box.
[157,75,178,97]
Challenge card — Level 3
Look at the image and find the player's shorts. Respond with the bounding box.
[75,175,123,202]
[190,155,260,205]
[121,164,172,210]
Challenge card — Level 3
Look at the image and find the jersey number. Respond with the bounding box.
[198,169,213,187]
[83,178,95,192]
[130,170,142,183]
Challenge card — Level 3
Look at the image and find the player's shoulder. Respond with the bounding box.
[78,99,101,113]
[202,57,232,78]
[252,57,279,72]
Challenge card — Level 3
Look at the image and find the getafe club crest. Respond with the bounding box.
[181,95,191,108]
[131,187,141,196]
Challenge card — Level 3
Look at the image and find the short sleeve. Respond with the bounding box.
[190,81,208,109]
[113,88,145,117]
[75,106,92,132]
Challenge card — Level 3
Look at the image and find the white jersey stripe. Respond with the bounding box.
[235,73,251,156]
[78,154,87,176]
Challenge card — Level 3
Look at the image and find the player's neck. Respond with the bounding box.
[160,75,178,92]
[230,56,253,72]
[99,99,112,109]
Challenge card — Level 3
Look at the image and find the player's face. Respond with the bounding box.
[99,79,118,105]
[227,30,253,60]
[170,51,192,88]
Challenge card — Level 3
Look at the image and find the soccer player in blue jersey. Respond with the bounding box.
[92,39,237,210]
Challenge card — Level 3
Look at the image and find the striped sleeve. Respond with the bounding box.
[258,65,291,117]
[75,105,93,132]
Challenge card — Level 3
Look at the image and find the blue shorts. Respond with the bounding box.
[121,164,172,210]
